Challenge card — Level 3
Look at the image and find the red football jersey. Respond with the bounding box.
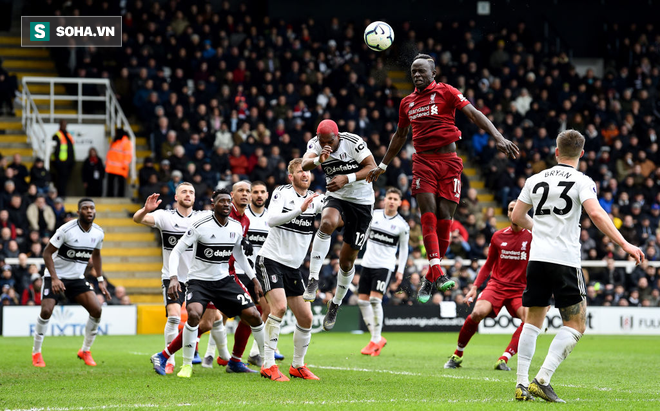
[398,81,470,152]
[474,226,532,291]
[229,203,250,275]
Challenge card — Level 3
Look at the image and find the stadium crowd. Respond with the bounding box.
[3,1,660,308]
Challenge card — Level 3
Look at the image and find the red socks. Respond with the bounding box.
[436,219,452,259]
[421,212,439,260]
[499,322,524,362]
[454,315,480,357]
[231,306,261,362]
[422,213,454,283]
[231,320,252,362]
[163,327,203,359]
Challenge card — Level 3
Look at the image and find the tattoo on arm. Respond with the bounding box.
[559,299,586,324]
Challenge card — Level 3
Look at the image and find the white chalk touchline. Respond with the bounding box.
[307,365,638,394]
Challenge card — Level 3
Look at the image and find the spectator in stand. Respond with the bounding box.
[81,148,105,197]
[50,120,75,198]
[7,194,27,237]
[29,158,51,194]
[27,194,55,237]
[106,130,133,197]
[138,157,158,188]
[8,154,28,185]
[21,271,42,306]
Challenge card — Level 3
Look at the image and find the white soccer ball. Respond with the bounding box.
[364,21,394,52]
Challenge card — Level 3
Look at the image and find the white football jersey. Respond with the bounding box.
[518,163,598,268]
[152,208,210,282]
[306,132,374,205]
[361,209,410,272]
[46,220,104,280]
[258,184,325,268]
[174,214,245,281]
[234,205,270,274]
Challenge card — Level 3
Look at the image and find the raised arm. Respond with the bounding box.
[133,193,161,227]
[366,125,410,183]
[233,238,264,300]
[461,104,519,159]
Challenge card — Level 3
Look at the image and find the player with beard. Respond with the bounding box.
[367,54,519,304]
[32,198,110,367]
[257,159,324,381]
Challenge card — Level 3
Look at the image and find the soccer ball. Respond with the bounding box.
[364,21,394,51]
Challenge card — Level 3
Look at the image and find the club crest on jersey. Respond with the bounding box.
[430,93,436,103]
[391,225,396,230]
[522,241,528,251]
[340,152,348,161]
[409,102,414,108]
[501,242,508,246]
[168,236,177,246]
[230,232,236,239]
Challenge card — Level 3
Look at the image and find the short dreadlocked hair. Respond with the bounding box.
[412,53,435,70]
[212,187,231,201]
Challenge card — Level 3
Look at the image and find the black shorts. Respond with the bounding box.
[42,277,94,303]
[186,277,255,318]
[235,273,258,303]
[324,197,373,250]
[256,255,305,297]
[357,267,393,295]
[162,279,187,307]
[523,261,586,309]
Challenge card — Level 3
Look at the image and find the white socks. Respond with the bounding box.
[357,299,373,334]
[182,323,198,365]
[207,319,230,361]
[250,323,266,359]
[535,326,582,385]
[292,324,311,368]
[309,231,331,281]
[370,297,383,343]
[81,316,101,352]
[516,323,541,387]
[332,266,355,305]
[264,315,282,368]
[32,316,49,354]
[164,316,180,365]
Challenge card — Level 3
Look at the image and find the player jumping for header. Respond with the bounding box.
[367,54,519,303]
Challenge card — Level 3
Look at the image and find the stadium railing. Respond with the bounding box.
[21,76,137,184]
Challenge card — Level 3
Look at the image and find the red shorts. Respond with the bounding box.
[411,152,463,203]
[477,286,524,318]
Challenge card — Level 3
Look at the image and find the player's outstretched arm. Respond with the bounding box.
[461,104,519,159]
[367,126,410,183]
[232,238,263,299]
[511,200,533,230]
[583,198,645,264]
[132,193,160,227]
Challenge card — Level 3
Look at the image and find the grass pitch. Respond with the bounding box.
[1,331,658,410]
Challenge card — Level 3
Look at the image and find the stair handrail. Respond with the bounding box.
[21,76,137,190]
[20,86,51,169]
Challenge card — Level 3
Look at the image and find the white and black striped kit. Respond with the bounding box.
[46,220,104,280]
[152,209,209,282]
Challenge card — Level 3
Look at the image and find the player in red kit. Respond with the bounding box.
[368,53,519,303]
[444,201,532,370]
